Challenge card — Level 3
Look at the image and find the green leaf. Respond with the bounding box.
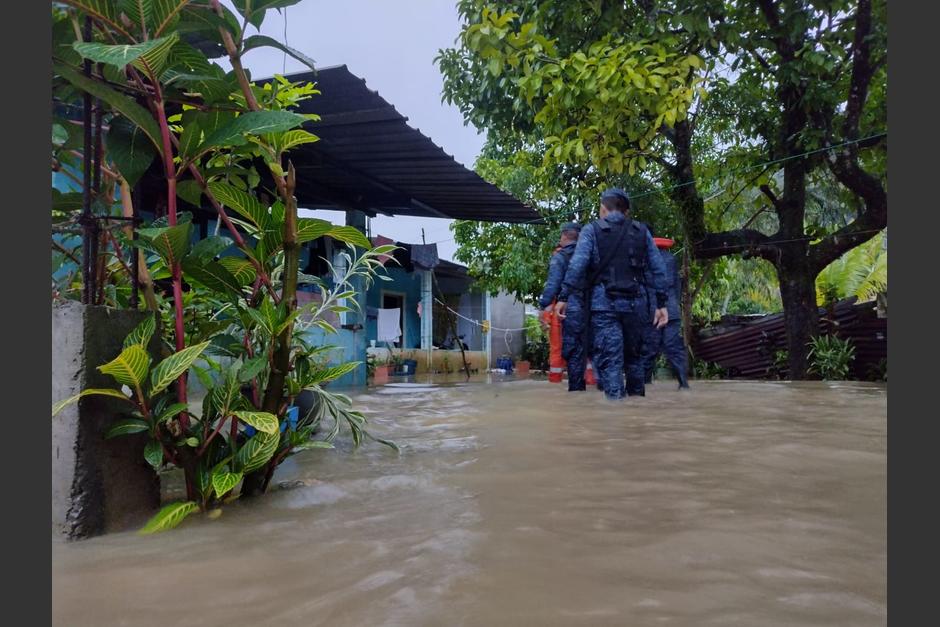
[234,431,280,473]
[52,190,84,215]
[211,469,242,498]
[218,257,256,285]
[131,31,180,74]
[327,226,371,249]
[72,34,173,69]
[105,418,150,438]
[242,35,316,72]
[185,436,199,447]
[270,129,319,154]
[53,61,162,150]
[201,111,308,151]
[206,181,270,230]
[296,218,332,244]
[124,314,156,349]
[118,0,154,34]
[178,109,237,158]
[233,0,302,29]
[232,410,279,434]
[292,440,335,452]
[176,179,204,206]
[106,116,157,187]
[307,362,360,385]
[52,388,132,417]
[144,440,164,469]
[138,221,193,268]
[52,124,69,147]
[138,501,199,534]
[238,355,267,382]
[62,1,122,33]
[99,345,151,388]
[150,341,211,394]
[152,0,192,36]
[156,403,188,423]
[188,235,233,262]
[182,257,243,296]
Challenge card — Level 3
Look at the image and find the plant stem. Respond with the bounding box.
[154,98,189,426]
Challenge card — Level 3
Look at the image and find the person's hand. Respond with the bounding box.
[653,307,668,329]
[555,301,568,319]
[540,307,551,332]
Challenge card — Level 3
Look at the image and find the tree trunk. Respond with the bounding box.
[776,258,819,379]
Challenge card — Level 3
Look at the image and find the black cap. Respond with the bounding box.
[560,222,581,234]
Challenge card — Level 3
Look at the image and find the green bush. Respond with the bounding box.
[522,314,549,370]
[808,335,856,380]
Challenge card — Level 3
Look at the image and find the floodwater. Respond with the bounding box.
[52,379,887,626]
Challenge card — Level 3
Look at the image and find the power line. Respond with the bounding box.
[425,131,887,246]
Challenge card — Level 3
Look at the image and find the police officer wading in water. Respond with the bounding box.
[554,188,669,399]
[538,222,588,391]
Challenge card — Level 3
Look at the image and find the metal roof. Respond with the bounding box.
[262,66,540,224]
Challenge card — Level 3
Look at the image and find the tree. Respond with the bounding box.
[438,0,886,377]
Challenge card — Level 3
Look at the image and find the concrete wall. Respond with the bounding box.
[488,291,527,366]
[52,302,161,539]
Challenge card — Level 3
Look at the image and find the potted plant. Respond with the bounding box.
[370,353,391,384]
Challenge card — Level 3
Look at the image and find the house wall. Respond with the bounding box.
[454,291,485,351]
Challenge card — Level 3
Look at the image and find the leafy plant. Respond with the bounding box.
[867,357,887,382]
[807,335,856,381]
[769,349,789,380]
[521,313,549,370]
[692,357,726,380]
[51,0,397,532]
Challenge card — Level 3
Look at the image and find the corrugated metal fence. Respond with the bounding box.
[691,297,887,380]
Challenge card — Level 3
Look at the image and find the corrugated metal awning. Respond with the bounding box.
[263,66,540,224]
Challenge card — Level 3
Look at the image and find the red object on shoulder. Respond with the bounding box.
[653,237,675,249]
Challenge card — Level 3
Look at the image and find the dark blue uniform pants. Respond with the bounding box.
[643,319,689,386]
[562,309,587,391]
[592,309,647,399]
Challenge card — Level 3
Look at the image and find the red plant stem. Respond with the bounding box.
[198,415,229,456]
[180,159,281,304]
[154,98,189,427]
[103,228,135,282]
[230,417,239,449]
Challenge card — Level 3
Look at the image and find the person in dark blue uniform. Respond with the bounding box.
[555,189,668,399]
[539,222,588,391]
[642,233,690,389]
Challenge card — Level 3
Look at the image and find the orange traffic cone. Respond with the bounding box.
[585,359,597,386]
[544,306,566,384]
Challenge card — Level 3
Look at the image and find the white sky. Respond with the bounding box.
[220,0,486,261]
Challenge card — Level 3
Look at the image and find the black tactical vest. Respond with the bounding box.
[590,218,649,298]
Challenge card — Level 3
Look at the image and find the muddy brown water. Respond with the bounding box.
[52,379,886,626]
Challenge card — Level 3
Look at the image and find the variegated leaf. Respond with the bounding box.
[150,341,210,394]
[99,345,151,388]
[139,501,199,534]
[232,410,279,434]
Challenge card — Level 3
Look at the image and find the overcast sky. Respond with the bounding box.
[222,0,484,261]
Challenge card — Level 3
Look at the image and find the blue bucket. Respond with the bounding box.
[496,357,514,373]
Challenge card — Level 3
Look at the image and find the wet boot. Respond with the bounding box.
[677,370,690,389]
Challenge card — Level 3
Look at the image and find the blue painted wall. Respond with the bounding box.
[365,266,423,350]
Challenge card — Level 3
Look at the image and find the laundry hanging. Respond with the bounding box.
[377,307,402,343]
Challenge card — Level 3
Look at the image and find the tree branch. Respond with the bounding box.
[759,183,782,212]
[694,228,776,261]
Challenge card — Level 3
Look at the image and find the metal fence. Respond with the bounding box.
[692,297,887,380]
